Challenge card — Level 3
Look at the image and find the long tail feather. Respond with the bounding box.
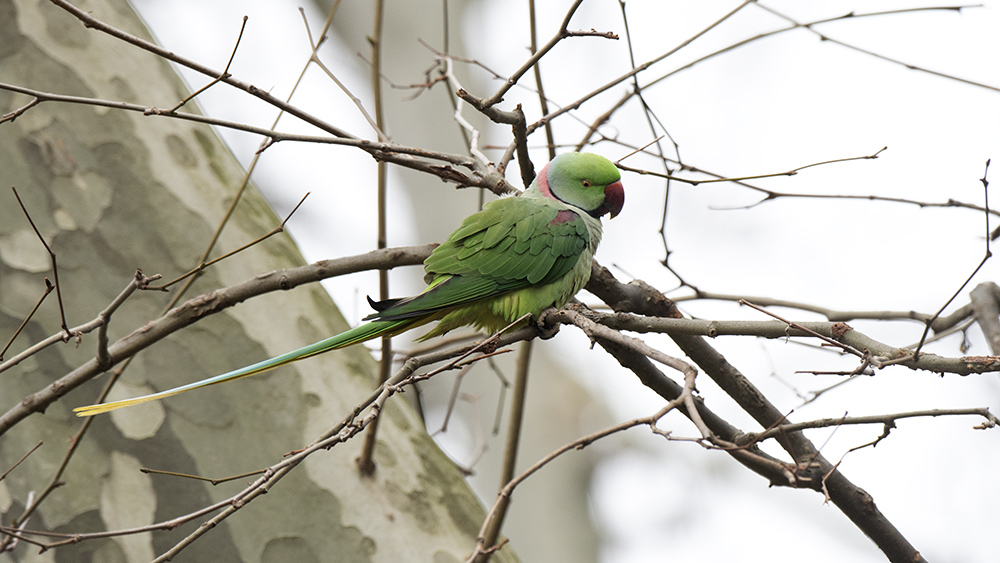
[74,318,418,417]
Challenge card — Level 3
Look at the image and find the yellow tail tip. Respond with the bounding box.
[73,395,164,417]
[73,402,130,416]
[73,404,116,417]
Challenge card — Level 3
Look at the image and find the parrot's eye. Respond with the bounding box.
[581,179,592,188]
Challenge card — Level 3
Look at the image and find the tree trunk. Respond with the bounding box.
[0,1,515,561]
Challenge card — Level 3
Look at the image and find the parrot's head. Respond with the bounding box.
[538,153,624,219]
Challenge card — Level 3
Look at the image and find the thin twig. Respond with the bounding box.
[139,467,267,486]
[528,0,556,160]
[522,1,757,139]
[0,273,154,375]
[166,15,248,114]
[11,187,69,337]
[150,192,310,291]
[757,4,998,93]
[0,278,53,361]
[302,6,385,141]
[617,147,886,186]
[358,0,390,476]
[478,339,533,556]
[0,442,42,482]
[914,159,992,355]
[750,407,999,442]
[469,402,681,563]
[740,300,865,359]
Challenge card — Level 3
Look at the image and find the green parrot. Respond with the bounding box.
[74,152,624,416]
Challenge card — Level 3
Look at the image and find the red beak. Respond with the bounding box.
[600,181,625,219]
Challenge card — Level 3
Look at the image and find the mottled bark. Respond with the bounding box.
[0,1,514,561]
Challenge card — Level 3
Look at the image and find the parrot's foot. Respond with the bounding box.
[534,308,561,340]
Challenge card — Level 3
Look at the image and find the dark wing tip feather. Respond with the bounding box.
[367,295,403,313]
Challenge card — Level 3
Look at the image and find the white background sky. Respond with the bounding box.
[131,1,1000,561]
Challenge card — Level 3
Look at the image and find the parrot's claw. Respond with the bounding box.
[534,309,561,340]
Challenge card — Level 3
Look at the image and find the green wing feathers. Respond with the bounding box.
[424,197,588,286]
[365,197,590,326]
[379,196,594,339]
